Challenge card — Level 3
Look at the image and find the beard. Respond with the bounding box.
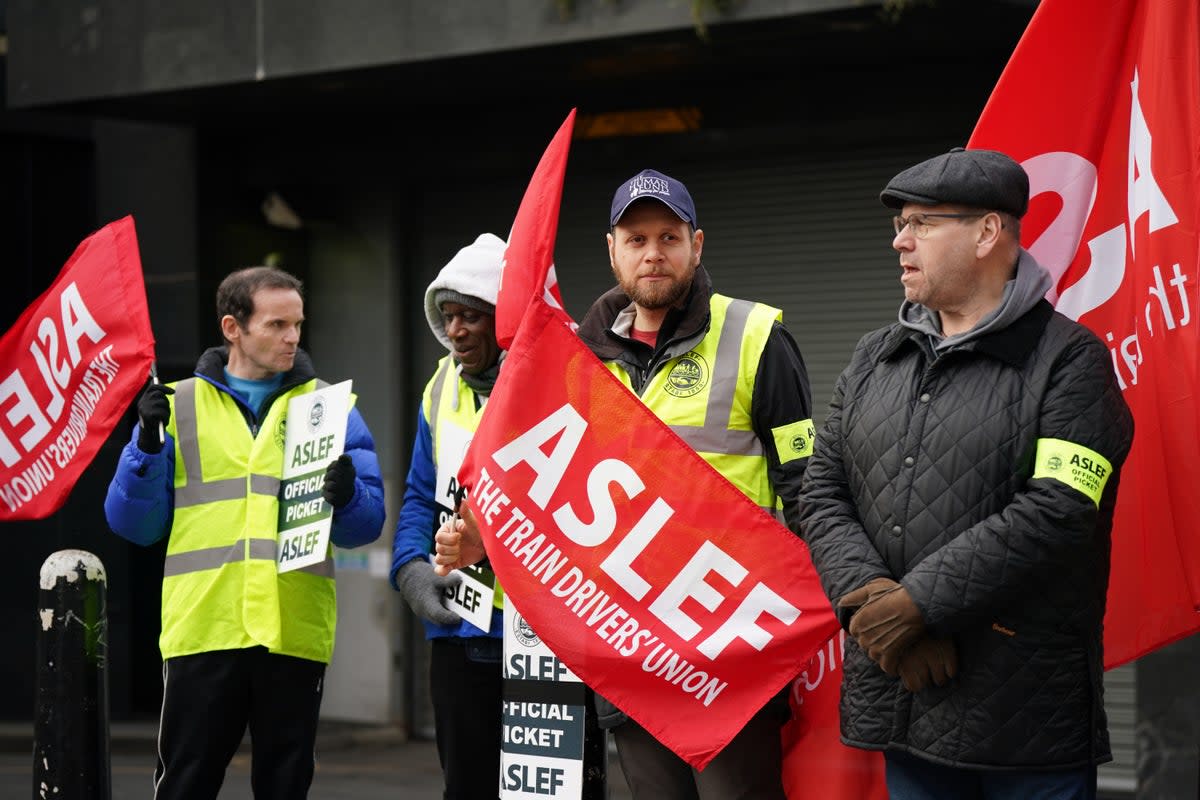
[614,268,694,311]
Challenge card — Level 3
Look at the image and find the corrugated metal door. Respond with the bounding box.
[552,144,933,424]
[1101,663,1138,794]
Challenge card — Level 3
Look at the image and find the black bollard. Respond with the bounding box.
[33,549,111,800]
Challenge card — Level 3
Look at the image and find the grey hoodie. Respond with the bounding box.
[898,248,1053,352]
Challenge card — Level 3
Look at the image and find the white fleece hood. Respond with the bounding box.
[423,232,507,352]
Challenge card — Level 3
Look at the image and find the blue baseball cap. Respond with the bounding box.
[610,168,697,227]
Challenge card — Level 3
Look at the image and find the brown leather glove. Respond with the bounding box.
[897,636,958,692]
[846,583,925,674]
[837,577,900,611]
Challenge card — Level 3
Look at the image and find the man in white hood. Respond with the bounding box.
[390,232,507,799]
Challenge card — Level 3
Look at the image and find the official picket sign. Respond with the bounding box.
[277,380,351,573]
[501,604,585,800]
[442,560,496,631]
[435,418,499,631]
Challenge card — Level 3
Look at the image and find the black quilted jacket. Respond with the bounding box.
[798,299,1133,769]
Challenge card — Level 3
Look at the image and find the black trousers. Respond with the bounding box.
[430,636,503,800]
[153,647,325,800]
[613,704,787,800]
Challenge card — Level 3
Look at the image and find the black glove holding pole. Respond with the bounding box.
[136,382,174,454]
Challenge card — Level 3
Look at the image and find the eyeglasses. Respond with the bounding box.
[892,212,985,239]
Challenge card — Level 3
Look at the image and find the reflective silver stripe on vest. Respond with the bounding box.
[173,378,286,508]
[164,537,334,578]
[667,299,764,457]
[669,425,762,456]
[163,537,275,577]
[427,359,451,437]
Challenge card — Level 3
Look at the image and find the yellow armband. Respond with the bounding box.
[772,418,816,464]
[1032,437,1114,507]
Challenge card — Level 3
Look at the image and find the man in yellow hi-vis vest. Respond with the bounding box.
[104,266,386,800]
[390,233,508,799]
[578,168,813,799]
[435,168,815,799]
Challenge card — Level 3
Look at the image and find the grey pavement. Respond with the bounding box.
[5,722,634,799]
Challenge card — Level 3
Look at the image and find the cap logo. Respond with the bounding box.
[629,175,671,199]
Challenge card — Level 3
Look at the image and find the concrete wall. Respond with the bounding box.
[7,0,861,107]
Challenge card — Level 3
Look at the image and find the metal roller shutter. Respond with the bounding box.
[555,143,935,425]
[1100,663,1137,795]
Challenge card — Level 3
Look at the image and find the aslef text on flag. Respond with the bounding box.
[0,216,156,520]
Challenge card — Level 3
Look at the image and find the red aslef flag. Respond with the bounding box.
[969,0,1200,666]
[463,112,840,769]
[0,216,156,520]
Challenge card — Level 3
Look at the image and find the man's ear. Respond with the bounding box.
[220,314,241,343]
[692,228,705,265]
[606,231,616,267]
[975,213,1004,257]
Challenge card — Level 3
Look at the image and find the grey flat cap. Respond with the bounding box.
[881,147,1029,218]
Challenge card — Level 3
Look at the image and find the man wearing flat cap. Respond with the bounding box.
[798,148,1134,798]
[390,232,508,799]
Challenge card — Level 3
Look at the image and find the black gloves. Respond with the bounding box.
[136,383,174,454]
[322,453,357,509]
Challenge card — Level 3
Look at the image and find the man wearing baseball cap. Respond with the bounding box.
[798,148,1134,798]
[431,173,812,796]
[578,168,815,798]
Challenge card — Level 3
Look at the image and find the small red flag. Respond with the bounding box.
[0,216,155,520]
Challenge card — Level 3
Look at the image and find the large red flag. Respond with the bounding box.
[465,112,840,770]
[969,0,1200,665]
[0,216,155,521]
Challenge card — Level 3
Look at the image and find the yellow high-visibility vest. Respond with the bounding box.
[605,294,786,515]
[159,377,338,663]
[423,357,505,610]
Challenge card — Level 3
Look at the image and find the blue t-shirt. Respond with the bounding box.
[224,370,284,418]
